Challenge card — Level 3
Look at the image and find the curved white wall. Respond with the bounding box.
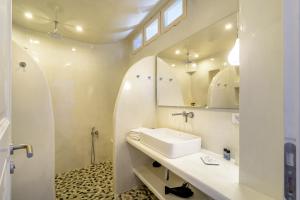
[113,56,156,194]
[240,0,283,198]
[12,42,55,200]
[13,25,130,173]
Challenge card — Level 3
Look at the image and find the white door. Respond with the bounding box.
[0,0,12,199]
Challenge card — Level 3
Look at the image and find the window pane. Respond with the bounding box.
[163,0,183,27]
[133,33,143,50]
[145,18,159,41]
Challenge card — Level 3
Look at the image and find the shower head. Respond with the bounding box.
[48,20,62,39]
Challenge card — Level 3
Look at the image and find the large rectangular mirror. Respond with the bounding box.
[157,14,239,109]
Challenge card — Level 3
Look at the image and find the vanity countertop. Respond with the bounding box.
[127,137,274,200]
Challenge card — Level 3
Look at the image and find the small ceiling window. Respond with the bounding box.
[162,0,186,30]
[133,32,143,51]
[144,15,160,43]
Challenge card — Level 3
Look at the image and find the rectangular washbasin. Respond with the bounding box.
[140,128,201,158]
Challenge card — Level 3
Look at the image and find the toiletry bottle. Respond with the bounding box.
[226,149,231,161]
[223,148,228,159]
[223,148,231,161]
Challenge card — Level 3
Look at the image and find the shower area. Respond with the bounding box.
[12,24,112,198]
[11,12,157,200]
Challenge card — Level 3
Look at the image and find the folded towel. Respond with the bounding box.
[128,127,154,141]
[130,127,153,134]
[128,132,141,141]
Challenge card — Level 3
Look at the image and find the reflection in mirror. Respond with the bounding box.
[157,14,239,109]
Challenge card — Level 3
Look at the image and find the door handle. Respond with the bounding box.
[10,144,33,158]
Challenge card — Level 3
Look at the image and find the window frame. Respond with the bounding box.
[143,13,161,45]
[132,31,143,52]
[161,0,187,32]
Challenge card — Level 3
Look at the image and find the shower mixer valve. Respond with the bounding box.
[91,127,99,136]
[91,127,99,165]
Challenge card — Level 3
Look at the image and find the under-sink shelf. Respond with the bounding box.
[127,137,274,200]
[133,165,210,200]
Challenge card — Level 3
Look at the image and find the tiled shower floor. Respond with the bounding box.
[55,161,158,200]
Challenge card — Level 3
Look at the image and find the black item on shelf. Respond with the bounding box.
[152,161,161,168]
[165,183,194,198]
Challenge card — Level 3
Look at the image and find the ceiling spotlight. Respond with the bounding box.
[171,64,176,67]
[75,25,83,32]
[225,23,233,30]
[210,58,215,61]
[175,50,181,55]
[194,54,199,58]
[24,12,33,19]
[191,63,197,67]
[71,48,76,52]
[65,62,72,67]
[29,39,40,44]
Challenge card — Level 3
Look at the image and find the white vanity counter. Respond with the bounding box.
[127,137,274,200]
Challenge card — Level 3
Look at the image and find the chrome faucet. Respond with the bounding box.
[172,111,194,123]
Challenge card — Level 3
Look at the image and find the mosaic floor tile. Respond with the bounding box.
[118,186,158,200]
[55,162,158,200]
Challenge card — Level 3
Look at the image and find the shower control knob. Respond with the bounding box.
[91,127,99,136]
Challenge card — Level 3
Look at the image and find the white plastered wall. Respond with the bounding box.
[12,42,55,200]
[239,0,284,198]
[113,57,156,194]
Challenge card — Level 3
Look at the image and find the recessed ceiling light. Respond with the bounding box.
[65,62,72,67]
[171,64,176,67]
[192,63,197,67]
[29,39,40,44]
[225,23,233,30]
[210,58,215,61]
[24,12,33,19]
[75,25,83,32]
[71,48,76,52]
[194,54,199,58]
[175,50,181,55]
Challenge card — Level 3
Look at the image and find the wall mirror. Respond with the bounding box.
[156,14,239,109]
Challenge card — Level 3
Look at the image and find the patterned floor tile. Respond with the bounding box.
[55,162,157,200]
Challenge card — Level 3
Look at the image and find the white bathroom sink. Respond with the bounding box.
[140,128,201,158]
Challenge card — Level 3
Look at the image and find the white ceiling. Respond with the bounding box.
[159,14,237,62]
[12,0,167,44]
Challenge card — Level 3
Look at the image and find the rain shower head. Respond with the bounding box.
[48,20,62,39]
[48,6,63,39]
